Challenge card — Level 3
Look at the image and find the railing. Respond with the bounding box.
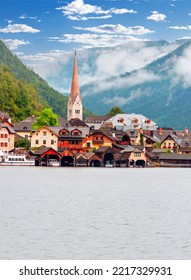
[59,143,82,149]
[92,140,104,144]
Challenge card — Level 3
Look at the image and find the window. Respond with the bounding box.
[134,152,141,157]
[87,142,91,148]
[43,131,47,136]
[35,140,39,145]
[25,135,28,140]
[51,140,54,145]
[43,140,46,145]
[75,110,80,114]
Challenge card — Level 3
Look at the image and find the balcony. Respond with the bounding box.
[68,144,82,149]
[92,140,104,145]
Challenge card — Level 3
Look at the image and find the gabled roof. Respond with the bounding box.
[0,122,15,134]
[160,133,181,145]
[13,121,33,132]
[159,153,191,160]
[69,118,88,127]
[95,146,114,154]
[104,114,158,130]
[0,111,11,121]
[31,126,59,137]
[33,146,61,157]
[85,116,111,123]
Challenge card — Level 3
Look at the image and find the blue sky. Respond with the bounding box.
[1,0,191,54]
[1,0,191,93]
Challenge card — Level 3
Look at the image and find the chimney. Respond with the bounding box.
[184,127,189,135]
[159,127,163,135]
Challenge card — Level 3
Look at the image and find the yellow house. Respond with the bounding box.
[160,134,179,151]
[30,126,58,150]
[82,130,115,152]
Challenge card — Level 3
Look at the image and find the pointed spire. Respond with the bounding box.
[70,51,80,103]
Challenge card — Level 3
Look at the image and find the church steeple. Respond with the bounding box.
[70,51,79,103]
[67,52,83,121]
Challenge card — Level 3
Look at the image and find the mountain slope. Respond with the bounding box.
[0,65,43,121]
[0,40,68,118]
[81,40,191,129]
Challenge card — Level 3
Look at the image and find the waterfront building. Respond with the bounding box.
[0,122,15,154]
[67,52,83,121]
[58,126,89,154]
[30,126,58,150]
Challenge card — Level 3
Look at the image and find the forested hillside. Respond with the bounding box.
[0,65,43,121]
[0,40,68,118]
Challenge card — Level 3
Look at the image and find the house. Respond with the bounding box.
[104,114,158,131]
[69,118,88,127]
[159,153,191,167]
[128,148,147,167]
[0,112,11,123]
[58,147,75,167]
[179,139,191,154]
[94,146,116,167]
[13,120,34,140]
[58,126,90,153]
[0,122,15,155]
[160,133,181,152]
[30,126,58,150]
[85,116,111,130]
[82,129,115,152]
[32,146,61,166]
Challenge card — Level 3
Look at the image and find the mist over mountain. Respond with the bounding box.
[81,40,191,129]
[26,38,191,128]
[32,39,181,94]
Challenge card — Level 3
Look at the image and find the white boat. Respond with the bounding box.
[105,160,113,168]
[0,154,35,166]
[48,159,60,167]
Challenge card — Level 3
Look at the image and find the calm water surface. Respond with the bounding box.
[0,167,191,260]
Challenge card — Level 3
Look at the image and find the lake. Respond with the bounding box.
[0,167,191,260]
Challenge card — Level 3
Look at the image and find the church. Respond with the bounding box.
[67,52,83,121]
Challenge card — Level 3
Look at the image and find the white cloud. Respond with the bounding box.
[0,23,40,33]
[74,24,154,35]
[83,69,159,98]
[56,0,137,20]
[19,14,41,22]
[169,25,191,30]
[2,39,30,50]
[67,15,112,21]
[48,33,150,48]
[147,11,166,22]
[171,45,191,87]
[18,41,179,94]
[110,8,137,14]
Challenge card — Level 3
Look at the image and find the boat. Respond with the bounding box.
[105,160,113,168]
[48,159,60,167]
[0,154,35,166]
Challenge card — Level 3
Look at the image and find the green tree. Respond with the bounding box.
[14,138,30,150]
[32,108,58,129]
[106,106,125,116]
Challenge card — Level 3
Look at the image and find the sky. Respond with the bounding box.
[1,0,191,92]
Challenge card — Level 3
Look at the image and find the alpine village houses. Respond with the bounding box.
[1,52,191,168]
